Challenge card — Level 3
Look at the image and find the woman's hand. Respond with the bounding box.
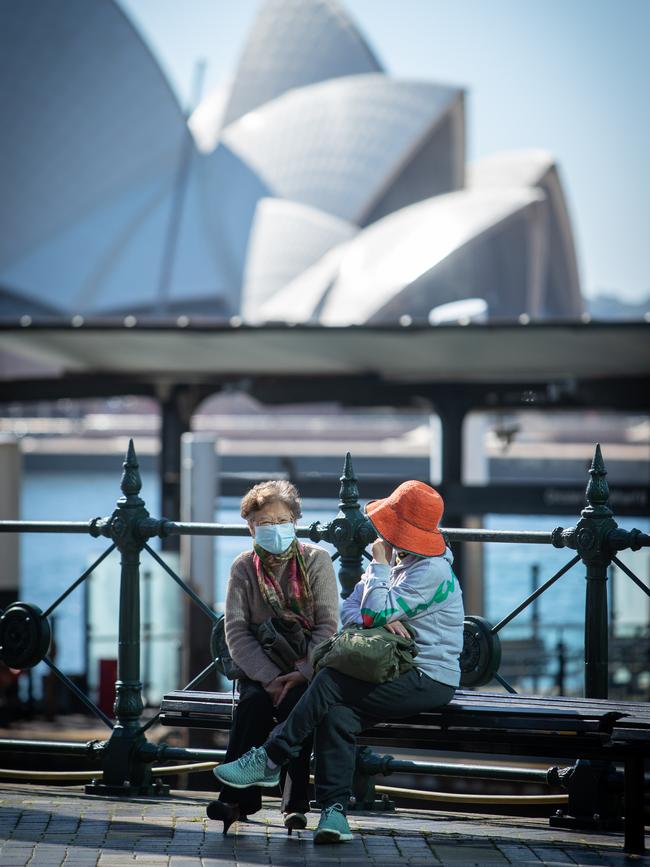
[274,670,307,706]
[263,677,285,706]
[371,538,392,564]
[383,620,411,639]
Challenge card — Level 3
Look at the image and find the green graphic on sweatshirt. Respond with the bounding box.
[361,571,456,626]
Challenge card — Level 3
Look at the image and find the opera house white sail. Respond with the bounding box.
[222,75,465,225]
[0,0,583,322]
[241,199,357,323]
[220,0,383,129]
[468,150,582,318]
[260,188,550,324]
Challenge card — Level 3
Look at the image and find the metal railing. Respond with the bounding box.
[0,440,648,796]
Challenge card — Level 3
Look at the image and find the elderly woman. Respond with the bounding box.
[207,480,339,835]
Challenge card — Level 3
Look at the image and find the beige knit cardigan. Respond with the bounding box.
[224,542,340,685]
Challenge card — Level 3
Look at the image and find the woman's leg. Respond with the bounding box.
[274,682,312,814]
[266,667,453,766]
[313,703,362,809]
[216,668,455,817]
[218,679,274,814]
[309,671,454,808]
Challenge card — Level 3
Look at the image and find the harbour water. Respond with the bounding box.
[18,470,649,700]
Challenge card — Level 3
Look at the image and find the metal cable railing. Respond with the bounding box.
[0,440,647,798]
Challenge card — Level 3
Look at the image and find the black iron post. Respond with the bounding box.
[308,453,377,598]
[438,400,466,581]
[551,446,615,698]
[160,388,186,554]
[582,449,613,699]
[551,444,647,699]
[86,440,169,795]
[159,385,206,553]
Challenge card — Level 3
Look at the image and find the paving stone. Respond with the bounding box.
[63,859,101,865]
[497,842,543,862]
[430,842,509,863]
[528,845,576,863]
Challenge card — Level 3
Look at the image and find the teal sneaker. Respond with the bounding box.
[313,803,354,844]
[213,747,280,789]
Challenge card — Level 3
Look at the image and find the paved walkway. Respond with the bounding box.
[0,784,647,866]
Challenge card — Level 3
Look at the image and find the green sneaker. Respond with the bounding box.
[213,747,280,789]
[313,803,354,844]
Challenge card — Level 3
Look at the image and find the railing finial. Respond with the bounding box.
[583,442,612,518]
[121,438,142,500]
[339,451,359,508]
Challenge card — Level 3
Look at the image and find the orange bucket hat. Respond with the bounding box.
[365,480,446,557]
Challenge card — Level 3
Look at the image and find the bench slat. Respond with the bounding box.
[161,689,650,717]
[158,690,650,752]
[159,692,638,724]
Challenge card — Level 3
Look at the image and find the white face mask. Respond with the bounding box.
[254,523,296,554]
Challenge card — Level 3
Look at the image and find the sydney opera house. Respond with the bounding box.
[0,0,583,324]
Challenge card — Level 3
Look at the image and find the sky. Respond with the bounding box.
[118,0,650,304]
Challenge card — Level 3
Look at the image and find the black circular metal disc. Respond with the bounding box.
[459,615,501,688]
[0,602,51,669]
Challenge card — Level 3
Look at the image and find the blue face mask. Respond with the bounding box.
[254,523,296,555]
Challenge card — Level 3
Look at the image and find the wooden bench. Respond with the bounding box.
[159,687,650,854]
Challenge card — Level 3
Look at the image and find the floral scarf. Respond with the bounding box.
[253,539,314,634]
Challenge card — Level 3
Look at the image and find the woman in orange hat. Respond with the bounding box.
[344,480,464,688]
[214,480,464,845]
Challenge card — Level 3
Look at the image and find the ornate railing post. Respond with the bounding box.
[308,452,377,598]
[577,445,616,699]
[86,440,167,795]
[551,444,646,699]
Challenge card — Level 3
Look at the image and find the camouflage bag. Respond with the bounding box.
[310,624,417,684]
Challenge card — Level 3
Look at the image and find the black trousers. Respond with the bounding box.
[266,667,455,809]
[217,678,312,815]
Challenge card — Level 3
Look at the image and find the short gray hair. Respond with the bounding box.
[240,480,302,520]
